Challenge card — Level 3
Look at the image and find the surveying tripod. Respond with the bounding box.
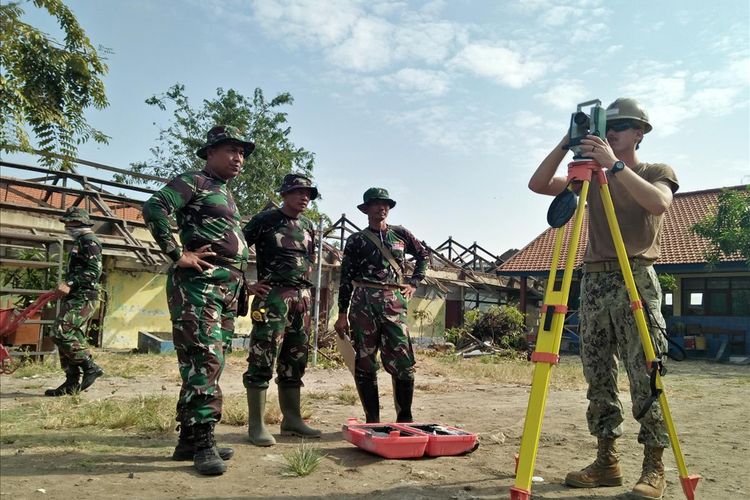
[510,159,700,500]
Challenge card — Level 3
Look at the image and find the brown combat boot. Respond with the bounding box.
[631,446,666,499]
[565,437,623,488]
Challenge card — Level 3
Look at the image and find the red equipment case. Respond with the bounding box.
[397,423,478,457]
[342,419,429,459]
[342,418,478,458]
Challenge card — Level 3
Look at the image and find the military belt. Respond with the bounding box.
[205,256,249,272]
[583,258,651,273]
[353,280,402,291]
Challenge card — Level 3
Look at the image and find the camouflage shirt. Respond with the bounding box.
[66,232,102,295]
[243,208,316,288]
[142,170,249,265]
[338,225,429,312]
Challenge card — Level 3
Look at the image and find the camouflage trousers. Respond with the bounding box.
[243,286,311,389]
[52,292,99,366]
[580,263,670,447]
[348,286,415,381]
[167,265,241,426]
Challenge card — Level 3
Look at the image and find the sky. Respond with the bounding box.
[7,0,750,255]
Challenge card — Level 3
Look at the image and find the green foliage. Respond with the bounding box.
[283,442,325,477]
[411,308,433,337]
[472,305,527,350]
[692,187,750,266]
[444,305,528,352]
[126,84,327,220]
[463,308,482,330]
[335,384,358,405]
[443,327,463,345]
[0,248,56,308]
[0,0,109,169]
[658,273,677,292]
[0,394,177,435]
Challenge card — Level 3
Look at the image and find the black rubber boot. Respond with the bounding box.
[79,357,103,391]
[355,376,380,423]
[172,424,234,461]
[279,386,321,438]
[246,388,276,446]
[192,423,227,476]
[44,365,81,397]
[392,378,414,423]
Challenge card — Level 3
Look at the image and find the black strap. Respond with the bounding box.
[359,230,403,280]
[636,358,666,420]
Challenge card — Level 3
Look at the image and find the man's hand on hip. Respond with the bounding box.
[176,244,216,272]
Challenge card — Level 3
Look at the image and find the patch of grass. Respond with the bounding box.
[282,441,325,477]
[336,384,358,405]
[10,357,60,378]
[221,393,248,426]
[314,348,345,370]
[96,351,177,379]
[420,354,600,390]
[264,394,282,425]
[414,382,450,393]
[45,395,175,434]
[1,394,176,436]
[21,383,45,389]
[304,390,333,400]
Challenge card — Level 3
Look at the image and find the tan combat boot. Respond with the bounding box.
[631,446,666,499]
[565,437,623,488]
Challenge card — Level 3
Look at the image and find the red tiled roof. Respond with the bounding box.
[499,185,749,273]
[0,183,144,222]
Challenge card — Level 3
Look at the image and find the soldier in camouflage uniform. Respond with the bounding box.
[242,173,322,446]
[334,188,429,423]
[45,207,104,396]
[142,125,253,476]
[529,98,678,499]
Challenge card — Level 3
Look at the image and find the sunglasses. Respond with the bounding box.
[606,121,641,132]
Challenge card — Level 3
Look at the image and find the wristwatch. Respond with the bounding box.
[611,160,625,175]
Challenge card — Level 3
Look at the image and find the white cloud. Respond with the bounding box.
[450,43,548,88]
[382,68,450,97]
[327,17,394,71]
[536,80,588,110]
[252,0,363,48]
[249,0,466,75]
[540,5,577,27]
[514,110,545,128]
[392,22,462,65]
[620,55,749,136]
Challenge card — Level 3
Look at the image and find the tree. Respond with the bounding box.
[411,308,433,339]
[128,84,323,219]
[692,187,750,266]
[0,0,109,169]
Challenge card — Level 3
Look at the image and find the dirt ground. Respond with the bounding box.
[1,353,748,500]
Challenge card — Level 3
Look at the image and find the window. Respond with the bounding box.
[661,292,674,317]
[681,276,750,316]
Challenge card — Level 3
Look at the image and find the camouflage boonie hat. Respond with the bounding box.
[279,173,319,200]
[196,125,255,159]
[358,187,396,213]
[59,207,94,226]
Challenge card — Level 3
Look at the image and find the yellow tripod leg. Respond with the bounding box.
[599,184,699,500]
[511,181,591,500]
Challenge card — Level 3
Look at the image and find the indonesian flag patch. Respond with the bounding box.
[392,241,405,252]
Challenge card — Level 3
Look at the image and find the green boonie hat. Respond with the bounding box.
[59,207,93,226]
[195,125,255,159]
[279,173,319,200]
[357,187,396,213]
